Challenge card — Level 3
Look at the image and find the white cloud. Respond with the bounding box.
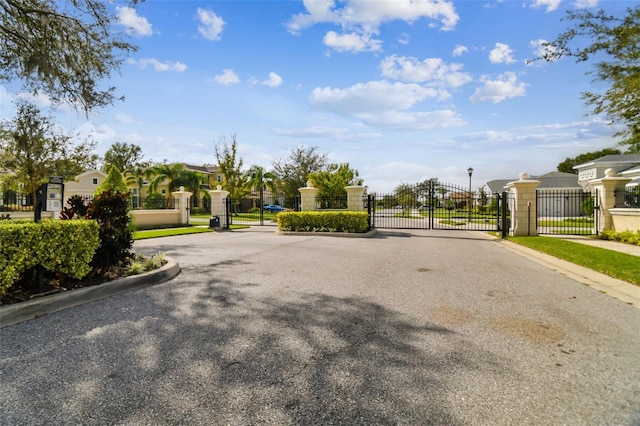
[287,0,459,52]
[116,7,153,37]
[398,33,410,45]
[129,58,187,72]
[261,72,283,88]
[273,126,382,141]
[309,80,439,115]
[379,55,472,89]
[574,0,598,8]
[197,8,225,41]
[211,69,240,85]
[530,0,562,12]
[114,113,135,125]
[489,42,515,64]
[323,31,382,52]
[452,44,468,57]
[356,110,466,130]
[470,72,528,103]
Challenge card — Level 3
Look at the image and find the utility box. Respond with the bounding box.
[209,216,220,228]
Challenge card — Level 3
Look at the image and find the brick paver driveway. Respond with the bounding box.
[1,229,639,425]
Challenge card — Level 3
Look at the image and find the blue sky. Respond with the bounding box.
[0,0,633,192]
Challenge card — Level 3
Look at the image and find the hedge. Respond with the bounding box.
[277,211,369,233]
[0,220,100,297]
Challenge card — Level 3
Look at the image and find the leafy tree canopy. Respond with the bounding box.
[308,163,361,198]
[540,5,640,153]
[0,0,142,112]
[95,165,127,196]
[557,147,621,173]
[102,142,145,173]
[272,145,328,200]
[0,101,98,196]
[215,134,248,201]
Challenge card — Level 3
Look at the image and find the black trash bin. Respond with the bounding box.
[209,216,220,228]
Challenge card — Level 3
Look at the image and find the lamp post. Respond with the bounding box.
[467,167,473,222]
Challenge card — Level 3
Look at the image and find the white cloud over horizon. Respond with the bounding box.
[470,72,528,103]
[128,58,187,72]
[197,8,225,41]
[116,7,153,37]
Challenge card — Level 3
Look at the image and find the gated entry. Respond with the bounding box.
[536,189,598,235]
[369,180,508,232]
[225,189,299,227]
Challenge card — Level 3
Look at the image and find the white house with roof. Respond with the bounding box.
[574,154,640,189]
[64,170,106,200]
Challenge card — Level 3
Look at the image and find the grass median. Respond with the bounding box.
[508,236,640,286]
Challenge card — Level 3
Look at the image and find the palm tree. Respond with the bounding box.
[244,165,277,209]
[148,162,185,207]
[178,169,206,210]
[124,165,147,209]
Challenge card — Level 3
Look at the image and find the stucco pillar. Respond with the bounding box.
[588,169,632,233]
[299,181,319,211]
[171,187,193,225]
[207,185,230,229]
[506,173,540,236]
[345,185,366,211]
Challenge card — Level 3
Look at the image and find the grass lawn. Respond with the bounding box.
[508,236,640,286]
[133,227,215,240]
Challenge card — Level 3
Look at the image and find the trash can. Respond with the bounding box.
[209,216,220,228]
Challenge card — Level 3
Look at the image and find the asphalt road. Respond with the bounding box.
[1,228,639,425]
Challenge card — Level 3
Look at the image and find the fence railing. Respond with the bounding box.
[0,192,35,212]
[614,188,640,208]
[315,195,348,210]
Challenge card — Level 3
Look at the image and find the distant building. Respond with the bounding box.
[574,154,640,189]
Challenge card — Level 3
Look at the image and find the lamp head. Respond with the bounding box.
[467,167,473,177]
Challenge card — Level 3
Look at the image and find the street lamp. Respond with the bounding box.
[467,167,473,222]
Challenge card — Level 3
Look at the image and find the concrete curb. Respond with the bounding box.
[276,229,378,238]
[471,232,640,308]
[0,258,180,328]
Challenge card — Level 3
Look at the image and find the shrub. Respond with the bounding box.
[60,194,89,220]
[277,211,369,233]
[144,192,166,209]
[0,220,100,296]
[599,229,640,246]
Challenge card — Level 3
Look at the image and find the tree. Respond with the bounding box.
[308,162,361,200]
[94,166,127,196]
[178,169,206,209]
[272,145,328,201]
[0,101,98,199]
[0,0,142,112]
[557,148,621,173]
[215,134,248,203]
[147,162,185,195]
[244,165,277,209]
[540,6,640,153]
[103,142,145,173]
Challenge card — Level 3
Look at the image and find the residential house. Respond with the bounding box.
[484,172,583,217]
[63,170,106,201]
[574,154,640,189]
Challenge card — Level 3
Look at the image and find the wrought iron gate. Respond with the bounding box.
[536,189,598,235]
[225,189,300,227]
[369,180,507,233]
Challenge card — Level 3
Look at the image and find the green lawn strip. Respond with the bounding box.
[133,227,214,240]
[508,236,640,285]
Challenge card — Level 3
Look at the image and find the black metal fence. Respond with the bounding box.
[536,189,597,235]
[0,191,35,212]
[369,181,505,232]
[614,187,640,208]
[226,190,300,227]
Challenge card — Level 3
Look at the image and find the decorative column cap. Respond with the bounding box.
[217,185,222,190]
[519,172,528,181]
[604,168,616,178]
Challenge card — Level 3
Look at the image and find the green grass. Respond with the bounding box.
[538,219,594,227]
[133,227,214,240]
[508,236,640,285]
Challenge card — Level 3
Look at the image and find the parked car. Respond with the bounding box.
[263,204,286,213]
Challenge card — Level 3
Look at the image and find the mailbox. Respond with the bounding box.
[44,177,64,212]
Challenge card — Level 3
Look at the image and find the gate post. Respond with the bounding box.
[345,184,366,211]
[588,169,632,233]
[171,186,193,225]
[299,181,319,211]
[207,185,229,230]
[506,173,540,236]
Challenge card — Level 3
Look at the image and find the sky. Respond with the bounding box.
[0,0,634,193]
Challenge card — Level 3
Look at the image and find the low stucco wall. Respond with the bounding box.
[3,211,55,220]
[130,210,181,227]
[610,208,640,232]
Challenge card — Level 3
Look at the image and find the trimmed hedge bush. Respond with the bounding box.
[0,220,100,297]
[277,211,369,233]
